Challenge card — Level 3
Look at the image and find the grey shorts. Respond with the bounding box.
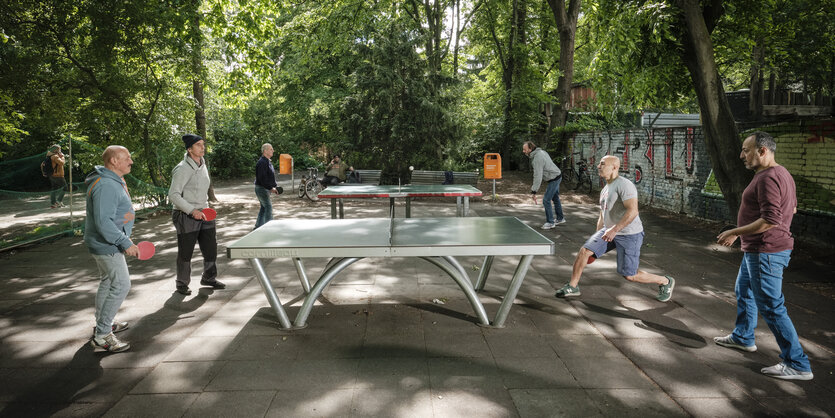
[583,229,644,277]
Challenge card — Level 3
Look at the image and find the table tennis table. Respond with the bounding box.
[226,216,554,329]
[317,184,483,219]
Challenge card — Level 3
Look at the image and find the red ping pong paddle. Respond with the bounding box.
[202,208,217,221]
[587,255,596,264]
[137,241,155,260]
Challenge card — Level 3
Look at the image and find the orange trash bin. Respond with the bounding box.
[484,153,501,179]
[279,154,293,175]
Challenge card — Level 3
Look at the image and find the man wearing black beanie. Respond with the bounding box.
[167,134,225,295]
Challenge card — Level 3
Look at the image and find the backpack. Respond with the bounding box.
[41,156,54,177]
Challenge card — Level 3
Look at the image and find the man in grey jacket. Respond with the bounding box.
[169,134,224,296]
[523,141,565,229]
[85,145,137,353]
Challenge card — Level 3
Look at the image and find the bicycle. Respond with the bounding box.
[560,157,593,194]
[297,167,324,201]
[560,157,577,188]
[573,160,593,194]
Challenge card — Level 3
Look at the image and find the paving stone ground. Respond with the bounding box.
[0,177,832,417]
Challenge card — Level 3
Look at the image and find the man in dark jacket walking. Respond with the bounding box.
[254,143,281,229]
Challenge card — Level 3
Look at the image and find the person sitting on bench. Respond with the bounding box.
[323,154,354,186]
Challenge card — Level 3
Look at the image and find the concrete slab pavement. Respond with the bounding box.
[0,178,832,417]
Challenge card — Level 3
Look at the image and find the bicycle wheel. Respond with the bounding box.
[305,180,323,201]
[297,180,307,198]
[563,169,577,189]
[578,174,593,194]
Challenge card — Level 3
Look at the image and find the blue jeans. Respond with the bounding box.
[543,177,564,223]
[255,185,272,229]
[92,252,131,338]
[732,250,811,372]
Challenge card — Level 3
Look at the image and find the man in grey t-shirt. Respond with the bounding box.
[554,155,675,302]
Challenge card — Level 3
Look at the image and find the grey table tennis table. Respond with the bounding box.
[317,184,483,219]
[226,216,554,329]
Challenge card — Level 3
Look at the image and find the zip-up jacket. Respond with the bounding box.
[169,153,211,214]
[84,166,135,255]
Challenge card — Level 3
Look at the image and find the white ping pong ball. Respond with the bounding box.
[409,166,414,170]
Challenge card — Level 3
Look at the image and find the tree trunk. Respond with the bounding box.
[189,1,217,202]
[546,0,581,155]
[673,0,751,219]
[748,41,764,120]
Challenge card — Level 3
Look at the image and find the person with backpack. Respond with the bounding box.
[43,144,68,208]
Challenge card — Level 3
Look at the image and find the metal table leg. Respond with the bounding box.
[475,256,494,291]
[330,199,337,219]
[464,196,470,216]
[421,257,490,326]
[250,258,292,329]
[292,257,311,293]
[443,256,472,288]
[338,199,344,219]
[456,196,462,217]
[492,255,534,328]
[294,257,363,328]
[406,197,411,218]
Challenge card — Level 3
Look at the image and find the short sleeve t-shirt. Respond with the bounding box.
[738,165,796,253]
[600,176,643,235]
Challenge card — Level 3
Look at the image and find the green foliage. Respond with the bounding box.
[338,20,462,182]
[209,118,259,179]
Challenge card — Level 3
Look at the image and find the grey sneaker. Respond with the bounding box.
[657,276,675,302]
[555,284,581,298]
[714,334,757,352]
[761,362,813,381]
[89,332,130,353]
[553,219,566,226]
[541,222,555,230]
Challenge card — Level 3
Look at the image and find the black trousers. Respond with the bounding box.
[172,210,217,287]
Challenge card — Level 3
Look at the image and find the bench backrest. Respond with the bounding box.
[353,169,382,185]
[410,170,478,186]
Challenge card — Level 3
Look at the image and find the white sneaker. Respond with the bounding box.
[761,362,813,381]
[541,222,555,230]
[553,219,566,226]
[89,332,130,353]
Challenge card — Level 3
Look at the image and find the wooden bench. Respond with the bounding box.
[351,169,382,185]
[409,170,479,186]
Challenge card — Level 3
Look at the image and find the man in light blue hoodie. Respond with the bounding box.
[85,145,137,353]
[523,141,565,229]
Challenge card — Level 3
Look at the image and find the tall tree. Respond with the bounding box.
[671,0,751,216]
[545,0,581,142]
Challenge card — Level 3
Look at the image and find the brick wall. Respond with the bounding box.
[567,119,835,246]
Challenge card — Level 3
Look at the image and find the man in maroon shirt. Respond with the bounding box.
[714,131,813,381]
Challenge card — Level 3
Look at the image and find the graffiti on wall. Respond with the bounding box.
[685,127,695,174]
[806,121,834,143]
[644,129,655,167]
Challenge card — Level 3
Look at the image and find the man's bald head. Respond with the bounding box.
[601,155,620,169]
[102,145,133,176]
[597,155,621,182]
